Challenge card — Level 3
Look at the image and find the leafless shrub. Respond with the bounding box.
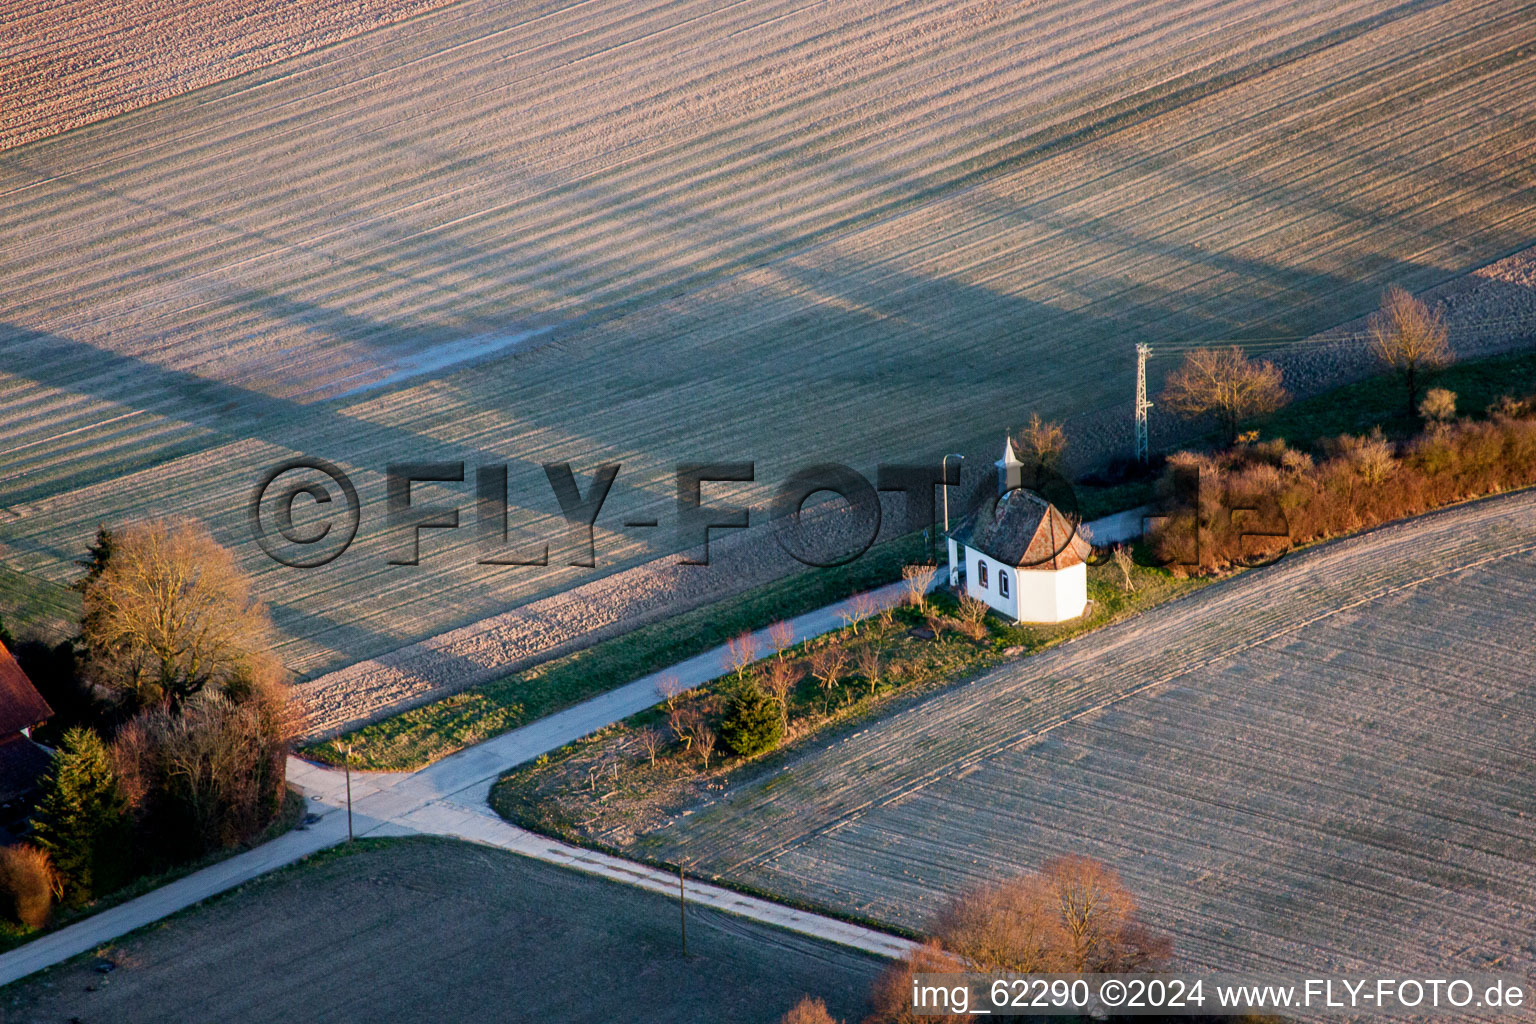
[923,612,948,638]
[635,727,663,767]
[762,658,800,728]
[780,995,840,1024]
[1280,447,1314,475]
[808,646,848,714]
[1160,346,1288,444]
[855,647,882,696]
[726,631,759,680]
[1371,285,1453,417]
[1327,429,1397,485]
[114,684,293,855]
[1017,412,1068,471]
[0,845,59,930]
[1112,545,1135,593]
[957,594,989,629]
[695,725,718,770]
[901,564,938,612]
[1487,394,1532,420]
[1419,387,1456,423]
[768,620,795,659]
[867,942,973,1023]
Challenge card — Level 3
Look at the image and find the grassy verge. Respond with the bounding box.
[304,531,931,770]
[1256,347,1536,443]
[490,553,1204,847]
[0,787,305,955]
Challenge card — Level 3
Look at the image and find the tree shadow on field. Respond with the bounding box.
[0,321,549,508]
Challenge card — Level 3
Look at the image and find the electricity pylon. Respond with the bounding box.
[1135,343,1152,464]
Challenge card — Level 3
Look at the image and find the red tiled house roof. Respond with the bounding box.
[0,640,52,735]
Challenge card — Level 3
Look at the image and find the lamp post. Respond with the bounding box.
[343,742,354,842]
[941,454,964,532]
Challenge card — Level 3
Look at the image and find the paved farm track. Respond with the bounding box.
[3,0,1536,677]
[642,490,1536,989]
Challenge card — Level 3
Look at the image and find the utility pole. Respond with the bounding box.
[1135,344,1152,464]
[941,453,964,532]
[343,743,354,842]
[678,864,688,957]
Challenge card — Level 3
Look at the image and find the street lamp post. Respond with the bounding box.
[343,742,354,842]
[941,453,964,584]
[941,453,964,532]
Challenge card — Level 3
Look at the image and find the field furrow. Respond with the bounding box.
[2,0,1534,679]
[629,492,1536,994]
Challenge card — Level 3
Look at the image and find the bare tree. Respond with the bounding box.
[808,646,848,714]
[768,620,795,660]
[1017,412,1068,471]
[1370,285,1453,417]
[1160,346,1288,444]
[930,856,1171,978]
[635,727,663,767]
[667,706,699,752]
[695,724,718,770]
[933,876,1072,973]
[901,564,938,613]
[726,631,759,680]
[762,658,800,728]
[1112,545,1136,593]
[855,646,882,696]
[1043,855,1171,973]
[840,593,879,636]
[82,519,281,707]
[657,674,686,711]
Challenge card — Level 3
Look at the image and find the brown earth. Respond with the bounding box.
[0,0,465,151]
[3,0,1535,713]
[0,837,885,1024]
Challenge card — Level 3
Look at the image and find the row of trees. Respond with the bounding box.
[651,571,982,777]
[1159,286,1454,445]
[3,520,295,927]
[1007,288,1452,479]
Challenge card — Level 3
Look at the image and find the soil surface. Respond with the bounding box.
[0,0,465,150]
[3,0,1534,720]
[0,837,884,1024]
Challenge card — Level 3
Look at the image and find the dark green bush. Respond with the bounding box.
[718,680,783,757]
